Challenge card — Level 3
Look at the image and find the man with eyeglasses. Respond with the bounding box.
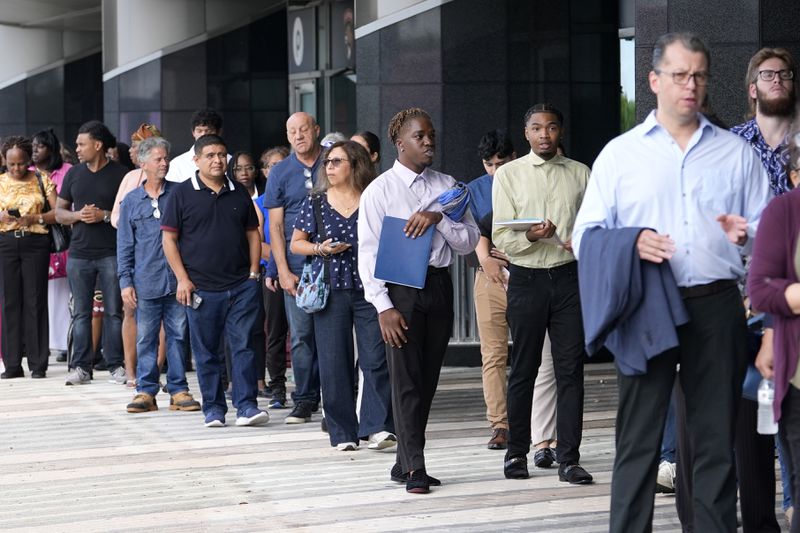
[731,49,796,196]
[117,136,201,414]
[573,32,771,532]
[264,112,323,424]
[729,47,797,531]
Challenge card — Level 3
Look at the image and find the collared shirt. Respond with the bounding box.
[117,181,177,299]
[730,117,790,196]
[573,111,771,287]
[263,151,322,274]
[161,171,259,291]
[358,159,480,313]
[492,151,589,269]
[164,147,195,183]
[468,173,493,223]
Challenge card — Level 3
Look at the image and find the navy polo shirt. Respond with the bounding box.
[161,172,259,291]
[263,151,322,274]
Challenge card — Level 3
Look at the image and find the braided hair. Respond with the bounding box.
[1,135,33,160]
[387,107,432,146]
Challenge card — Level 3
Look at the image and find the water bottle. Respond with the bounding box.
[757,379,779,435]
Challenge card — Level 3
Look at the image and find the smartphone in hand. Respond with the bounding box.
[190,292,203,309]
[8,208,21,218]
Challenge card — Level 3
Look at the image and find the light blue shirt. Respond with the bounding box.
[573,111,771,287]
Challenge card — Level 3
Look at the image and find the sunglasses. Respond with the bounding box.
[303,168,312,190]
[322,157,349,168]
[151,198,161,219]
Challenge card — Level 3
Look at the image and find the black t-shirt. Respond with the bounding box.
[160,175,259,291]
[58,161,127,259]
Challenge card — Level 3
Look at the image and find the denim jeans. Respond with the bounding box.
[660,385,677,463]
[313,289,393,445]
[135,295,188,397]
[283,291,320,404]
[186,278,259,417]
[67,256,123,372]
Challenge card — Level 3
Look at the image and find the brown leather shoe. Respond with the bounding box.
[169,391,201,411]
[487,427,508,450]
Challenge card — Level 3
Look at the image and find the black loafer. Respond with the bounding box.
[406,469,430,494]
[390,462,441,486]
[504,455,529,479]
[1,368,24,379]
[533,447,555,468]
[31,371,46,379]
[559,463,593,484]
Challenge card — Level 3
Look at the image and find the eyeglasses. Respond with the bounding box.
[757,69,794,82]
[234,165,255,173]
[655,69,710,86]
[322,157,349,168]
[303,168,312,190]
[150,198,160,219]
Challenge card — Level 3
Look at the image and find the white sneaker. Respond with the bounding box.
[656,461,676,493]
[108,367,127,384]
[336,442,358,451]
[367,431,397,450]
[235,409,270,427]
[65,367,91,385]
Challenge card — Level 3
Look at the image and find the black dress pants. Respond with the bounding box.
[265,279,288,394]
[609,285,748,533]
[386,268,453,473]
[0,233,50,374]
[505,262,586,465]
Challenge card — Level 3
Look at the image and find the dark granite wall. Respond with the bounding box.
[0,53,102,150]
[635,0,800,128]
[356,0,620,179]
[104,10,289,158]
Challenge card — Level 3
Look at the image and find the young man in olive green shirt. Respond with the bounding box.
[492,103,592,484]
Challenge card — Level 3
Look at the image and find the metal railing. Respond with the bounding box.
[450,255,480,344]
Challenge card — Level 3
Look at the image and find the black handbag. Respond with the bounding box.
[35,171,71,253]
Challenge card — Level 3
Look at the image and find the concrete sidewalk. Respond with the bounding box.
[0,360,775,532]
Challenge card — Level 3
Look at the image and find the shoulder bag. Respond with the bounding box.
[36,171,71,253]
[296,194,331,313]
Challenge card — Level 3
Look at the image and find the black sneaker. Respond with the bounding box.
[285,402,312,424]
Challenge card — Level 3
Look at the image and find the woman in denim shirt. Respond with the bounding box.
[290,140,395,451]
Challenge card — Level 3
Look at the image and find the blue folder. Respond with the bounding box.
[375,216,434,289]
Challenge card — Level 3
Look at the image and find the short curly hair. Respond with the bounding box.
[1,135,33,160]
[387,107,432,145]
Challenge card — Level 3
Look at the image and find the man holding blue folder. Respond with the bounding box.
[492,103,593,485]
[358,107,480,494]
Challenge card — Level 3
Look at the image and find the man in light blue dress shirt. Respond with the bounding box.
[573,32,771,533]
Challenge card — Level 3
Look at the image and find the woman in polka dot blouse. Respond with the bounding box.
[290,140,396,452]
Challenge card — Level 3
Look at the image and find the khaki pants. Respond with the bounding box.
[474,269,558,438]
[474,269,509,429]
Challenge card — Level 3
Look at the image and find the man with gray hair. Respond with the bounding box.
[572,32,770,531]
[117,136,200,414]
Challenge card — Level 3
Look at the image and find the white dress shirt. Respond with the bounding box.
[573,111,771,287]
[165,146,232,183]
[358,159,480,313]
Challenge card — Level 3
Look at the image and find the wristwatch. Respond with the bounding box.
[249,271,261,281]
[102,211,110,223]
